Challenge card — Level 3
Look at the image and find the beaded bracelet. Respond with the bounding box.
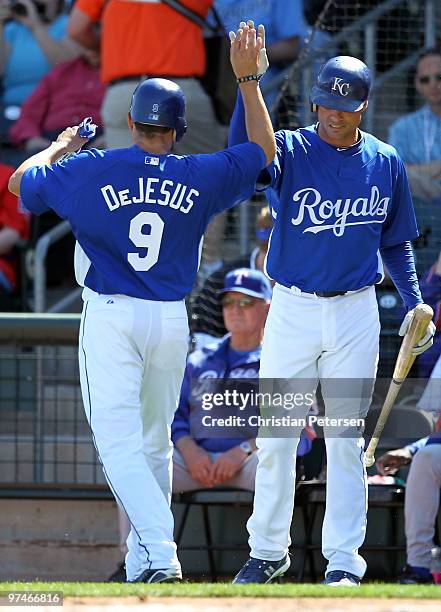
[236,74,261,84]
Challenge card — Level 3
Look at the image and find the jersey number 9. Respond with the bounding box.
[128,211,164,272]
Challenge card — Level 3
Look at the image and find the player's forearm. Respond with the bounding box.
[228,90,248,147]
[175,435,199,454]
[239,81,275,165]
[8,141,70,196]
[380,241,422,309]
[0,227,20,255]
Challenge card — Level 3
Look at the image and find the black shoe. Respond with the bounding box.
[131,567,182,583]
[232,555,291,584]
[397,564,433,584]
[108,561,126,582]
[322,570,360,586]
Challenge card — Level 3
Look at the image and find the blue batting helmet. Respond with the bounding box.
[310,56,371,112]
[129,78,187,141]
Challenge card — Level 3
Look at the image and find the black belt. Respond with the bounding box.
[108,74,196,86]
[304,290,348,298]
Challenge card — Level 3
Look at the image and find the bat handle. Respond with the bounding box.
[364,441,376,467]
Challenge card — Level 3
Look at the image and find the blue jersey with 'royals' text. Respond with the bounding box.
[262,127,419,292]
[20,144,266,300]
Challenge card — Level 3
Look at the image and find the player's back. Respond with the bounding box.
[20,143,266,301]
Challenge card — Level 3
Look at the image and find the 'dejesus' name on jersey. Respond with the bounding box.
[20,143,266,300]
[264,126,419,292]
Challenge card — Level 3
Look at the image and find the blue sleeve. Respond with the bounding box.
[380,154,419,247]
[20,149,105,219]
[49,15,68,40]
[426,430,441,446]
[380,241,423,310]
[201,142,267,215]
[228,90,248,147]
[296,430,313,457]
[404,430,441,454]
[228,89,281,192]
[405,436,429,455]
[171,364,192,445]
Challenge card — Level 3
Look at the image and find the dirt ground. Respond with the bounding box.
[55,597,440,612]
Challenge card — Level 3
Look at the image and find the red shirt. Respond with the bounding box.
[0,164,30,290]
[10,57,106,146]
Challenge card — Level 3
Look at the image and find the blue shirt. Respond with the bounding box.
[389,105,441,166]
[3,16,68,106]
[212,0,314,108]
[261,127,418,292]
[20,143,266,301]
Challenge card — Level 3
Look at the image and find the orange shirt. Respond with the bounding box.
[76,0,212,83]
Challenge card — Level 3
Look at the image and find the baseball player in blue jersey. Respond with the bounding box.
[228,23,436,586]
[8,27,275,583]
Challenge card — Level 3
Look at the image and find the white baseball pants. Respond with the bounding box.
[405,444,441,568]
[78,288,188,581]
[248,283,380,579]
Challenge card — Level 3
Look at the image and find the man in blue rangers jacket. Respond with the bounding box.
[172,268,313,491]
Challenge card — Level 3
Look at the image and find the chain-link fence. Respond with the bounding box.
[0,340,104,486]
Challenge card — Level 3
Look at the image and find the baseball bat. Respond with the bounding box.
[364,303,434,468]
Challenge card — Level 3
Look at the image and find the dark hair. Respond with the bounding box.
[134,123,173,137]
[417,47,441,70]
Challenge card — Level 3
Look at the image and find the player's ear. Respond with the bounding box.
[362,100,369,112]
[127,113,134,130]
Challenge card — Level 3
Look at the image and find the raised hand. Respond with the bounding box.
[229,21,263,79]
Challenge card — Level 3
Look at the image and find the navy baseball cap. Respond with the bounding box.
[219,268,272,300]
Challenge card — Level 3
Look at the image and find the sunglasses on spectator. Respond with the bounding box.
[417,73,441,85]
[221,296,256,309]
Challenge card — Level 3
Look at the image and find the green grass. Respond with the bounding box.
[0,582,440,599]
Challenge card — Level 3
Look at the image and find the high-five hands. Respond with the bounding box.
[229,20,269,80]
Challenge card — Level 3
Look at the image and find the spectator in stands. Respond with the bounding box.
[9,46,105,151]
[376,373,441,584]
[191,205,273,346]
[0,162,30,296]
[212,0,301,109]
[67,0,224,153]
[0,0,79,136]
[108,268,314,582]
[67,0,227,277]
[388,48,441,274]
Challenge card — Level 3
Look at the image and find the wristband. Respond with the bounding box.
[237,74,261,84]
